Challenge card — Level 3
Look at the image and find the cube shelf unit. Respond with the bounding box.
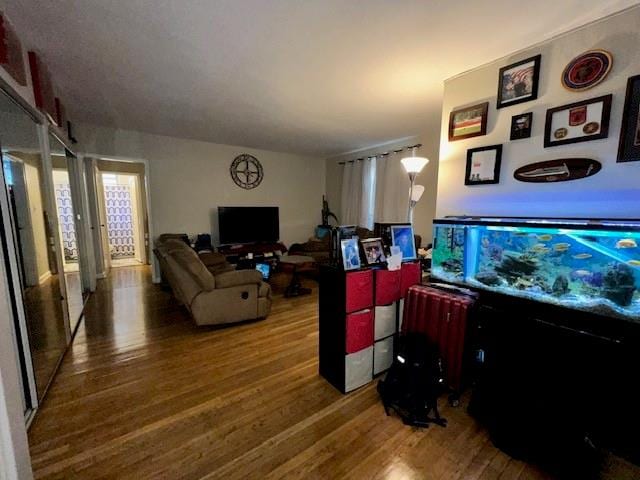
[318,261,421,393]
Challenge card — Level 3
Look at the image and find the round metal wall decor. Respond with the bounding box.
[561,49,613,92]
[230,154,264,189]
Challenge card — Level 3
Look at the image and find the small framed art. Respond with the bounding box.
[341,238,361,270]
[497,54,541,109]
[390,224,416,261]
[617,75,640,163]
[448,102,488,141]
[465,145,502,186]
[510,112,533,140]
[360,238,386,266]
[544,94,612,148]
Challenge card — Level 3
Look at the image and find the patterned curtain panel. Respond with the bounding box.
[105,185,135,259]
[54,182,78,262]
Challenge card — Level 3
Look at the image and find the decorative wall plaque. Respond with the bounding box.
[230,154,263,189]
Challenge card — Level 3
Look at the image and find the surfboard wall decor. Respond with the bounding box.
[514,158,601,183]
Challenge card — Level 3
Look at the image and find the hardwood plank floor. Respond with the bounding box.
[27,265,625,479]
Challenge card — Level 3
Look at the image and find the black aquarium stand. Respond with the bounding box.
[467,289,640,474]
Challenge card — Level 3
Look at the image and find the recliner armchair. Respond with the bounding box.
[154,238,271,326]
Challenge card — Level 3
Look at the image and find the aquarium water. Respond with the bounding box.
[432,220,640,321]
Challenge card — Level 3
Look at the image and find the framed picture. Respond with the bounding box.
[465,145,502,186]
[497,54,541,109]
[390,224,416,261]
[510,112,533,140]
[544,94,612,148]
[561,50,613,92]
[341,238,361,270]
[360,238,386,266]
[448,102,488,141]
[617,75,640,163]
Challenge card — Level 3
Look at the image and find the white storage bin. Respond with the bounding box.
[344,346,373,392]
[374,303,396,340]
[374,336,394,375]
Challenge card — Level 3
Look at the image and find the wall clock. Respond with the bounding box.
[230,154,263,189]
[561,49,613,91]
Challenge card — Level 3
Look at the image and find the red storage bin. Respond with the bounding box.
[400,261,422,298]
[345,270,373,313]
[375,269,401,305]
[345,309,374,354]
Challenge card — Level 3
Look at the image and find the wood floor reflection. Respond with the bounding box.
[23,274,67,398]
[30,265,634,479]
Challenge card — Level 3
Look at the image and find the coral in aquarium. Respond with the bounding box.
[603,263,636,306]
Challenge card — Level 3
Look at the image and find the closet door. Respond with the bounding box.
[49,134,90,333]
[0,90,69,407]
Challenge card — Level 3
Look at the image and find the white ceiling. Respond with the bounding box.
[4,0,639,156]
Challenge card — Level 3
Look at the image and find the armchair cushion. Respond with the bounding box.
[214,270,263,289]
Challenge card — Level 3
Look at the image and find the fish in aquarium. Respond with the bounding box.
[616,238,638,249]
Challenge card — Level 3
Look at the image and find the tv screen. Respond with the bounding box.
[218,206,279,245]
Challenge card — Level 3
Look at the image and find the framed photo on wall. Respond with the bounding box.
[465,145,502,186]
[544,95,612,148]
[497,54,541,109]
[448,102,488,141]
[510,112,533,140]
[390,224,416,261]
[617,75,640,163]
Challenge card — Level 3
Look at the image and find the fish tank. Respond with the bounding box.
[432,217,640,322]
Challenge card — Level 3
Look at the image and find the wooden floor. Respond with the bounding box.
[26,266,568,479]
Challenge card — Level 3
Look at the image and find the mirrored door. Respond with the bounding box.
[0,89,68,405]
[49,134,89,332]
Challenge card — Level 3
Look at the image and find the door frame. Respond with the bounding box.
[83,154,158,282]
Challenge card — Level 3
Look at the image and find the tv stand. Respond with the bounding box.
[218,242,288,257]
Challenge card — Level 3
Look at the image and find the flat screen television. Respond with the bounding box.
[218,206,279,245]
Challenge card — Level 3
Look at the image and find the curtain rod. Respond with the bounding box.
[338,143,422,165]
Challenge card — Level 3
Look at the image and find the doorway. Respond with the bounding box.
[87,158,150,276]
[101,172,146,267]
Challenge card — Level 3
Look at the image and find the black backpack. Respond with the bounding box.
[377,333,447,428]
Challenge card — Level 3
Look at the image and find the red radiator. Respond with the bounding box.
[402,285,475,392]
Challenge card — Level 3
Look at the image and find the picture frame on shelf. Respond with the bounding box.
[544,94,612,148]
[360,238,386,266]
[465,145,502,186]
[497,54,541,109]
[390,224,417,261]
[341,238,361,270]
[617,75,640,163]
[561,49,613,92]
[448,102,489,141]
[510,112,533,140]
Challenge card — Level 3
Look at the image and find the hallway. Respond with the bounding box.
[26,266,552,479]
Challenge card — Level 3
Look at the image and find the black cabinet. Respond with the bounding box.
[469,292,640,472]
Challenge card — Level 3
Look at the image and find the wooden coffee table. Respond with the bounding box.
[278,255,316,297]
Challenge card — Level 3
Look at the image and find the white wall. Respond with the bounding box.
[437,7,640,219]
[76,124,326,247]
[325,134,440,245]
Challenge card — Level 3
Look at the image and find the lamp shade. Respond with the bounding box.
[401,155,429,174]
[411,184,425,202]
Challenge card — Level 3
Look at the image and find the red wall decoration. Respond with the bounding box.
[28,50,57,123]
[0,13,27,86]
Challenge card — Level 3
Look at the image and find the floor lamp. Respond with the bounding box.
[401,146,429,223]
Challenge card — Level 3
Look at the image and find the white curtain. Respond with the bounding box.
[340,160,362,226]
[374,151,409,223]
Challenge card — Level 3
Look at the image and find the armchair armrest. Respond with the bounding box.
[215,270,263,289]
